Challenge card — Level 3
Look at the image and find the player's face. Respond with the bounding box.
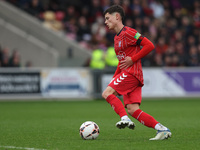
[104,13,117,30]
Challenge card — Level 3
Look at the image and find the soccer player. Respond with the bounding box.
[102,5,171,140]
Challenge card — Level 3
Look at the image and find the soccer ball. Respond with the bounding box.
[79,121,100,140]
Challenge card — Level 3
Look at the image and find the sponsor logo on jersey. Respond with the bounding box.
[117,51,126,60]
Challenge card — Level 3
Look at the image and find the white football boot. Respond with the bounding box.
[149,129,172,140]
[116,119,135,130]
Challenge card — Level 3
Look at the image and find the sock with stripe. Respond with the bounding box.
[132,109,159,129]
[106,94,127,118]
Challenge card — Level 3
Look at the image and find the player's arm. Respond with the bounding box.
[119,37,154,69]
[131,37,155,62]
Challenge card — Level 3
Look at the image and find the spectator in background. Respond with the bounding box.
[198,43,200,54]
[148,19,159,42]
[105,47,118,68]
[172,29,184,43]
[64,18,77,40]
[188,45,199,66]
[90,47,105,69]
[76,16,92,49]
[9,49,21,67]
[91,15,107,50]
[133,17,142,33]
[2,55,10,67]
[164,55,172,66]
[193,1,200,28]
[105,29,115,47]
[131,0,143,18]
[89,0,103,23]
[0,44,2,64]
[125,18,134,28]
[175,41,187,66]
[142,16,151,35]
[149,0,165,18]
[0,47,9,64]
[26,0,44,18]
[5,0,200,67]
[141,0,153,17]
[155,37,168,55]
[43,11,64,31]
[173,8,182,27]
[0,45,27,68]
[171,54,180,66]
[0,47,10,67]
[63,5,76,23]
[121,0,132,18]
[80,6,90,23]
[77,16,91,42]
[165,18,178,35]
[102,0,111,12]
[113,0,120,5]
[91,15,106,38]
[181,15,193,37]
[153,53,164,67]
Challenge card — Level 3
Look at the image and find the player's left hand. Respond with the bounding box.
[119,56,134,69]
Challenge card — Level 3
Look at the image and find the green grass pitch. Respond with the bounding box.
[0,98,200,150]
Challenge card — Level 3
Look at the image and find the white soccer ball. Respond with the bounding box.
[79,121,100,140]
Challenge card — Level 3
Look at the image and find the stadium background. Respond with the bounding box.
[0,0,199,99]
[0,1,200,150]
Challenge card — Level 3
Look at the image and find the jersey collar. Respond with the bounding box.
[117,26,125,36]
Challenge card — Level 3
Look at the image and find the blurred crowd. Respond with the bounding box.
[0,45,21,67]
[5,0,200,67]
[0,44,32,68]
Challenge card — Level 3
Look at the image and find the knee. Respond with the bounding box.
[127,108,135,116]
[127,104,140,116]
[102,86,117,100]
[102,90,110,99]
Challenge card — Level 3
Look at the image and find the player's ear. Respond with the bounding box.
[116,13,121,20]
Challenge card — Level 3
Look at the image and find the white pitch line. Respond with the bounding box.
[0,145,47,150]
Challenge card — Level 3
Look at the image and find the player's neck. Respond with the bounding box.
[114,23,124,34]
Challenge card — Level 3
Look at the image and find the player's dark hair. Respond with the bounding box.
[103,5,125,22]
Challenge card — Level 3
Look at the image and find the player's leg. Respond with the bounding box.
[102,72,136,129]
[124,87,171,140]
[127,103,160,129]
[102,86,135,129]
[127,104,172,140]
[102,86,128,118]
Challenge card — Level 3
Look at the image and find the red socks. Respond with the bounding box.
[106,95,159,129]
[106,94,127,118]
[132,109,159,129]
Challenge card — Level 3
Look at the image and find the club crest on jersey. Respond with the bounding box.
[119,41,121,47]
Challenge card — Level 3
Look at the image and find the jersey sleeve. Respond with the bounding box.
[125,28,142,46]
[131,37,155,62]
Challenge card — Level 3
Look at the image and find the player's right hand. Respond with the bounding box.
[119,56,134,69]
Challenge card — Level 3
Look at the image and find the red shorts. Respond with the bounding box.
[108,71,142,107]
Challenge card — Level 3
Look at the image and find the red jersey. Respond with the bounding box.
[114,26,144,85]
